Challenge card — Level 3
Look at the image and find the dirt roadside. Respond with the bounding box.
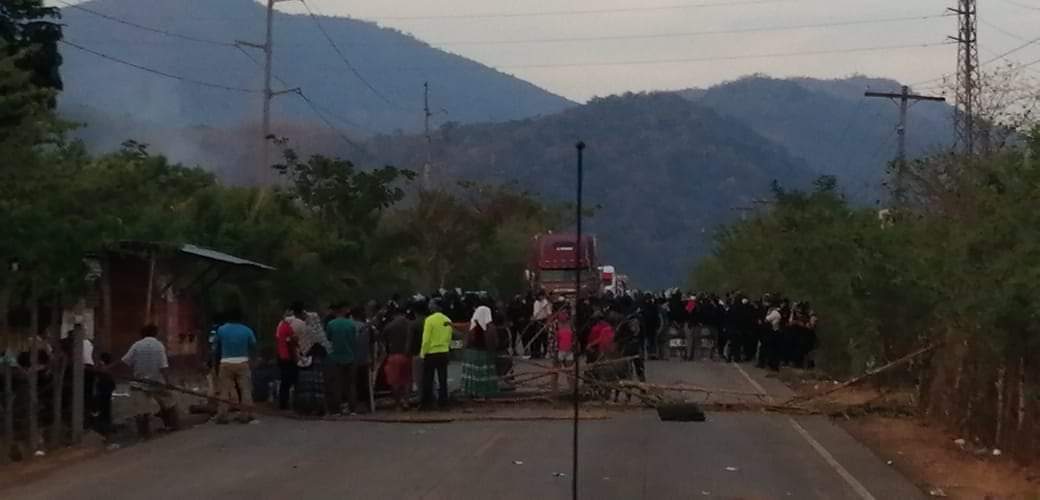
[785,370,1040,499]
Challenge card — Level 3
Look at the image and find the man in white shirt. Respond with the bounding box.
[529,292,552,359]
[121,324,178,437]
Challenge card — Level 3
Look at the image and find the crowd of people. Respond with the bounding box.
[230,289,820,418]
[22,287,818,440]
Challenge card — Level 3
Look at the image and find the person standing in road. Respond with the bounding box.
[420,300,453,410]
[121,324,178,437]
[409,300,428,397]
[214,307,257,424]
[352,306,373,413]
[460,305,499,399]
[325,304,358,415]
[381,307,413,409]
[275,303,305,410]
[529,291,552,359]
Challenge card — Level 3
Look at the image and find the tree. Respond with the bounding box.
[0,0,62,94]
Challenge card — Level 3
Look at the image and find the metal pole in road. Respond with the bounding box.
[572,140,585,500]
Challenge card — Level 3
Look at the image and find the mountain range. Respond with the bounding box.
[55,0,958,288]
[58,0,573,134]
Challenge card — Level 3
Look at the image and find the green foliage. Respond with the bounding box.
[694,134,1040,377]
[0,0,62,92]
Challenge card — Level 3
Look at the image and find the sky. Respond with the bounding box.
[283,0,1040,101]
[51,0,1040,102]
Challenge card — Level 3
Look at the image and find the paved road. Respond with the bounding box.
[8,361,924,500]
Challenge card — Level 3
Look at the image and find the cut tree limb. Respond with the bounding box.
[785,342,944,405]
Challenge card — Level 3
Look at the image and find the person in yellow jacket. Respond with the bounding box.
[420,300,454,409]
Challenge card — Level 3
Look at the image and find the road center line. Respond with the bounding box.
[731,362,877,500]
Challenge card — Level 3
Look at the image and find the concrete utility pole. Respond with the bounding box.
[865,86,945,200]
[237,0,296,185]
[949,0,982,155]
[423,81,433,190]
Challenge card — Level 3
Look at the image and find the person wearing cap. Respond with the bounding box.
[420,300,454,410]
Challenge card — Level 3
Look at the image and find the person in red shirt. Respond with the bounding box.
[586,315,616,363]
[275,302,305,410]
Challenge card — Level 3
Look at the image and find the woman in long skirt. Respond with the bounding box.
[294,312,332,416]
[461,306,499,398]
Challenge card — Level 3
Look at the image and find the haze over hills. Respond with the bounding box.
[57,0,574,135]
[364,92,818,288]
[681,75,954,202]
[53,1,961,287]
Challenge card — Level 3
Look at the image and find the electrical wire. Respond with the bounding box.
[234,45,364,147]
[299,0,400,108]
[55,0,237,48]
[912,34,1040,87]
[978,18,1029,42]
[465,41,953,70]
[60,40,262,93]
[431,13,951,46]
[294,90,363,148]
[996,0,1040,12]
[364,0,788,21]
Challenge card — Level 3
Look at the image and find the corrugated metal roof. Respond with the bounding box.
[178,244,276,271]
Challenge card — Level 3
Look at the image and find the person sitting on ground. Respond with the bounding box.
[121,324,179,437]
[214,307,257,424]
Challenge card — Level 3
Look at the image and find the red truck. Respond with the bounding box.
[527,233,599,296]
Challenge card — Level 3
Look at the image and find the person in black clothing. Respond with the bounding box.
[639,293,661,359]
[506,295,528,356]
[93,352,116,434]
[408,300,428,396]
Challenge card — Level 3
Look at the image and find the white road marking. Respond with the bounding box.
[731,362,877,500]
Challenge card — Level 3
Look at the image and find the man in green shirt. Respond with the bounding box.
[420,300,454,409]
[325,304,358,414]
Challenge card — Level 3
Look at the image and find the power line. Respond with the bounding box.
[910,33,1040,87]
[470,41,953,70]
[299,0,399,108]
[996,0,1040,12]
[978,18,1028,42]
[60,40,261,93]
[55,0,237,48]
[235,45,363,147]
[430,13,950,46]
[294,90,362,148]
[364,0,788,21]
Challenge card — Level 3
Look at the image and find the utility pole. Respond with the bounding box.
[949,0,982,155]
[423,81,433,190]
[865,85,945,201]
[237,0,295,185]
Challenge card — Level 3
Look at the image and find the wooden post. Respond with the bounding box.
[71,318,84,444]
[100,256,113,354]
[27,282,39,457]
[0,283,9,464]
[48,296,64,448]
[49,357,65,448]
[144,254,156,326]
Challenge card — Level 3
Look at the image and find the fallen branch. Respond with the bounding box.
[784,342,944,405]
[618,381,769,399]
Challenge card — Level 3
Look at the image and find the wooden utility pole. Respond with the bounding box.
[237,0,295,185]
[865,86,945,200]
[423,81,433,190]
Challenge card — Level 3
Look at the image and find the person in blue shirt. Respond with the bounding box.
[215,306,257,424]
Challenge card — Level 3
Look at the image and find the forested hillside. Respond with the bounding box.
[682,75,954,202]
[364,92,818,288]
[57,0,573,136]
